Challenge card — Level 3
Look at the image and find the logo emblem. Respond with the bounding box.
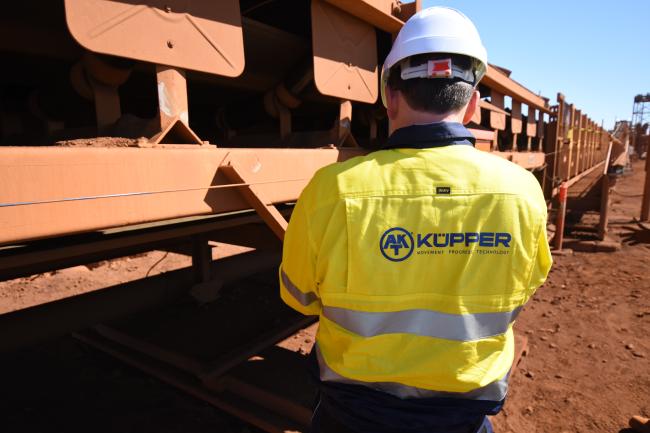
[379,227,414,262]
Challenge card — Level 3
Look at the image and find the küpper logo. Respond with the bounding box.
[379,227,414,262]
[379,227,512,262]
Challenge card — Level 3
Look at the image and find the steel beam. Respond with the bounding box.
[0,147,363,246]
[0,211,287,282]
[551,161,606,197]
[330,3,550,113]
[74,329,306,433]
[492,151,546,170]
[0,249,280,353]
[642,153,650,221]
[0,143,551,248]
[222,163,289,241]
[323,0,403,33]
[470,128,497,152]
[598,175,611,239]
[483,65,550,114]
[489,91,507,131]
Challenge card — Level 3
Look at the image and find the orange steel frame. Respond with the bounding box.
[545,92,619,198]
[0,0,621,248]
[0,147,363,246]
[0,136,546,246]
[0,0,629,359]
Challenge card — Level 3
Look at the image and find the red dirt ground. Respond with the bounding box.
[1,161,648,433]
[491,160,650,433]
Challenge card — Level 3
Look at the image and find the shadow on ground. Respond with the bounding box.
[620,220,650,245]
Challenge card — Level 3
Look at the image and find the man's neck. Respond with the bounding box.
[389,110,464,135]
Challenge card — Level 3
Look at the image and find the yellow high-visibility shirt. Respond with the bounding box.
[280,124,551,401]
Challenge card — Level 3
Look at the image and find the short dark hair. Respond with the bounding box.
[387,53,475,114]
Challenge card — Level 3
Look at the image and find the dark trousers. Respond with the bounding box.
[311,396,495,433]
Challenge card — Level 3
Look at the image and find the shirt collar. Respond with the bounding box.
[383,122,476,150]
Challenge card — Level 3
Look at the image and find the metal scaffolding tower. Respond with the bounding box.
[631,93,650,156]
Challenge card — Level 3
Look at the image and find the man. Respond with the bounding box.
[279,7,552,433]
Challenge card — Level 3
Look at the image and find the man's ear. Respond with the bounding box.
[462,90,480,125]
[386,86,399,120]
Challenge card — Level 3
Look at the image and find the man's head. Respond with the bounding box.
[380,7,487,132]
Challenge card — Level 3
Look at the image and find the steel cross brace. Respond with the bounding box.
[222,155,289,241]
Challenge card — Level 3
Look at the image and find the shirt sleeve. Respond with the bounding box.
[525,216,553,300]
[279,185,321,316]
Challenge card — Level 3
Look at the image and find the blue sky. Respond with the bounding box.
[422,0,649,129]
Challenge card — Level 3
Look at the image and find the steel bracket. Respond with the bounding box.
[312,0,378,104]
[334,100,359,148]
[222,155,288,241]
[147,65,205,146]
[64,0,245,77]
[148,116,205,146]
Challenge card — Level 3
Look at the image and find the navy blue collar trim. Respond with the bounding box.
[384,122,475,150]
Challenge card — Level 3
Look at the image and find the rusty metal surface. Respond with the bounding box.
[483,65,550,113]
[156,66,189,130]
[312,0,378,104]
[469,127,496,151]
[0,147,363,245]
[74,328,306,433]
[0,138,549,247]
[324,0,403,33]
[552,161,606,197]
[642,155,650,221]
[598,175,611,239]
[492,151,546,170]
[479,99,508,116]
[0,249,280,352]
[489,91,507,131]
[527,108,538,138]
[76,323,527,433]
[222,159,289,241]
[0,211,286,281]
[0,0,624,280]
[393,0,423,22]
[510,100,522,135]
[87,270,308,375]
[64,0,245,77]
[149,65,204,145]
[546,93,615,198]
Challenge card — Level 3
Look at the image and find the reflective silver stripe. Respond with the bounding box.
[280,268,319,306]
[322,305,521,341]
[315,344,509,401]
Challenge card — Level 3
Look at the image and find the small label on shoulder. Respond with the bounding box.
[436,186,451,195]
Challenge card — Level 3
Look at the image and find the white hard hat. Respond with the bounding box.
[381,6,488,107]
